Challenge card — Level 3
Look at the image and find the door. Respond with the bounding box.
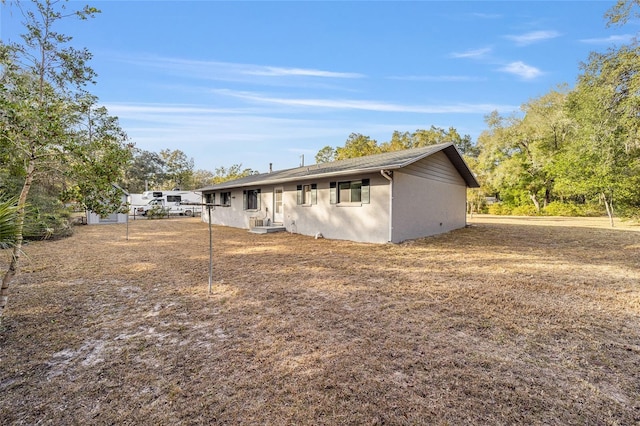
[273,187,284,224]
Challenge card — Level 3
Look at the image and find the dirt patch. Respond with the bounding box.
[1,215,639,424]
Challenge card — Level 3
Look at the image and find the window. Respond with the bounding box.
[167,195,181,203]
[296,184,317,205]
[205,193,215,205]
[243,189,261,210]
[221,192,231,206]
[330,179,370,204]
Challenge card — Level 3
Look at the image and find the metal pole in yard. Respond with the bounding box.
[208,203,213,294]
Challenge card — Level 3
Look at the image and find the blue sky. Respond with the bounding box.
[1,1,636,173]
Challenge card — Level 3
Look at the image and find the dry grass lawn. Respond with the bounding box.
[1,215,639,424]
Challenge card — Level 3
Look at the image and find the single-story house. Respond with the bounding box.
[86,184,129,225]
[197,142,480,243]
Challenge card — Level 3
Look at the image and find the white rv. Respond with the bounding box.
[133,190,202,217]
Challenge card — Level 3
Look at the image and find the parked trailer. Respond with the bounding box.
[131,190,203,216]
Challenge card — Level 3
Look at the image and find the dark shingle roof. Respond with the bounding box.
[197,142,479,191]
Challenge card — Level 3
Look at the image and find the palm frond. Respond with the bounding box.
[0,195,19,249]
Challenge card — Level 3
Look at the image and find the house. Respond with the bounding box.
[197,142,480,243]
[86,184,129,225]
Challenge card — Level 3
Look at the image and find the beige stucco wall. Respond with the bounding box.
[202,186,274,229]
[285,173,391,244]
[202,151,470,244]
[202,173,391,244]
[391,152,468,243]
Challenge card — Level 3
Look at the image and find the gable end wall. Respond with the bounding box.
[392,151,467,242]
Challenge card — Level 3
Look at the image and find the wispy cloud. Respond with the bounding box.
[387,75,486,82]
[505,30,562,46]
[103,100,511,171]
[214,89,517,114]
[115,54,364,83]
[499,61,543,80]
[450,47,492,59]
[106,103,250,116]
[579,34,635,44]
[244,66,363,78]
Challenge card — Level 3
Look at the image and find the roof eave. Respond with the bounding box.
[388,142,480,188]
[197,143,481,191]
[441,145,481,188]
[198,166,403,192]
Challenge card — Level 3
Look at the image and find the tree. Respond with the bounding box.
[605,0,640,27]
[555,44,640,224]
[379,131,412,151]
[121,148,199,191]
[455,133,480,158]
[412,126,449,147]
[551,0,640,223]
[335,133,380,160]
[1,0,128,322]
[159,148,194,190]
[62,94,132,215]
[474,88,573,212]
[121,148,166,193]
[212,164,257,183]
[316,126,475,164]
[315,145,336,163]
[191,169,216,189]
[378,126,476,154]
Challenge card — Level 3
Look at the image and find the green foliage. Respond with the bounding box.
[487,203,512,215]
[1,0,129,219]
[1,0,132,321]
[159,148,194,189]
[63,95,132,216]
[191,169,216,189]
[552,42,640,221]
[476,87,572,213]
[473,31,640,221]
[315,146,336,163]
[605,0,640,27]
[316,126,477,163]
[121,148,216,191]
[23,191,73,240]
[211,164,257,184]
[0,194,19,249]
[335,133,380,160]
[145,205,169,219]
[511,205,540,216]
[121,148,166,192]
[542,202,580,217]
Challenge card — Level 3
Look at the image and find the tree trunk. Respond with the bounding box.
[602,192,614,228]
[544,187,551,208]
[0,159,36,324]
[529,193,541,213]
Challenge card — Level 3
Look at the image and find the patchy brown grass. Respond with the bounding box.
[1,215,639,425]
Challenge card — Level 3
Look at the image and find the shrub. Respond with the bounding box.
[146,206,169,219]
[512,205,539,216]
[543,202,579,217]
[488,203,512,215]
[23,194,73,241]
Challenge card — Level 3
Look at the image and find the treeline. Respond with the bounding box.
[314,126,478,164]
[120,148,257,193]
